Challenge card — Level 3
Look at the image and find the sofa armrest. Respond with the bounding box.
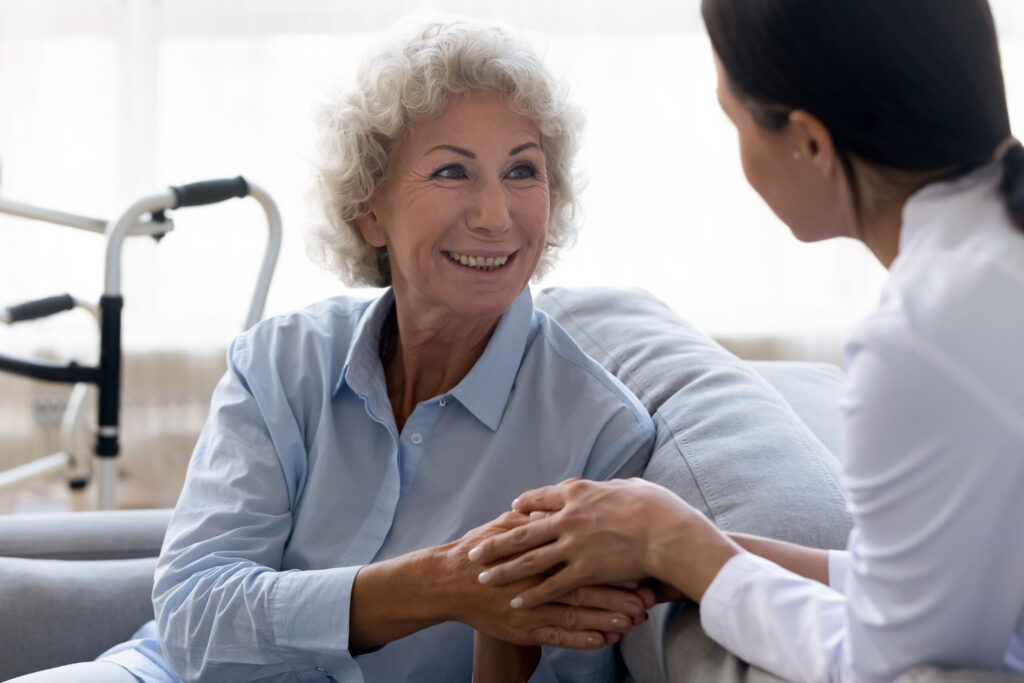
[0,508,172,560]
[0,509,171,679]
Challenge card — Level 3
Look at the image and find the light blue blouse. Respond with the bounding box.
[100,287,655,682]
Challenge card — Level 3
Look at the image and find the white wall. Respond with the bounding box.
[1,0,1023,360]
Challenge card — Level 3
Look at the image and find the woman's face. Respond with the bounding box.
[361,91,550,322]
[714,53,847,243]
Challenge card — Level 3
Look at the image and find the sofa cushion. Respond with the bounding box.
[536,286,853,683]
[536,286,851,544]
[0,556,157,680]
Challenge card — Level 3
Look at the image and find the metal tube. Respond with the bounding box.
[0,197,174,238]
[243,183,283,330]
[0,198,107,233]
[0,452,70,490]
[95,457,117,510]
[104,190,177,295]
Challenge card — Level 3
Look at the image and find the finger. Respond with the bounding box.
[492,509,532,529]
[633,585,657,610]
[529,626,604,650]
[529,511,549,520]
[602,631,623,646]
[555,585,645,620]
[478,542,564,586]
[510,570,583,610]
[536,604,632,635]
[512,482,575,514]
[470,517,558,565]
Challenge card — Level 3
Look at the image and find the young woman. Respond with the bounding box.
[472,1,1024,680]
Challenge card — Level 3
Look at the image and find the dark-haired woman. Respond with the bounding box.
[470,1,1024,679]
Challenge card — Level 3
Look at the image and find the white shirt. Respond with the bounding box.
[700,164,1024,682]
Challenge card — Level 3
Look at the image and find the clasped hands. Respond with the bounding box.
[467,477,733,629]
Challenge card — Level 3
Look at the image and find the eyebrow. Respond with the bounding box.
[425,142,542,159]
[509,142,541,155]
[427,144,475,159]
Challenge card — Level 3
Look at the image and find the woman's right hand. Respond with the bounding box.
[436,511,650,650]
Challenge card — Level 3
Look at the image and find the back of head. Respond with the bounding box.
[701,0,1024,229]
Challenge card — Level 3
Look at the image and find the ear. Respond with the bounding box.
[788,110,837,179]
[354,201,387,248]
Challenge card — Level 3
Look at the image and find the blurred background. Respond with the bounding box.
[2,0,1023,513]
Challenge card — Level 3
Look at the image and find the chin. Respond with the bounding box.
[784,218,845,243]
[449,293,520,321]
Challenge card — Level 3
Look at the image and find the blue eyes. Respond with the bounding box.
[432,164,537,181]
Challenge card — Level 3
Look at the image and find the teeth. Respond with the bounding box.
[448,251,509,271]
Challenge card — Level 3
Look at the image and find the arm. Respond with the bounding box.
[152,341,365,681]
[727,533,828,585]
[473,633,541,683]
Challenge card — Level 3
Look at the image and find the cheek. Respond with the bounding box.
[737,135,772,200]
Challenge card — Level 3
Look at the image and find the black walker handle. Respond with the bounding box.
[4,294,76,323]
[170,176,249,208]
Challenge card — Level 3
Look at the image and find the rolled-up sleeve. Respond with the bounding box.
[152,337,365,683]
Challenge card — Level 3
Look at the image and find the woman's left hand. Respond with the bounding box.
[468,478,740,609]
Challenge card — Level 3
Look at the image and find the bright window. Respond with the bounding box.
[2,0,1023,358]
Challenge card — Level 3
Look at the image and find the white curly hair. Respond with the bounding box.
[309,18,584,287]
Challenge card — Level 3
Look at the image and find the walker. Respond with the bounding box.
[0,177,282,509]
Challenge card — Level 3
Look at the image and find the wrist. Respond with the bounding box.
[425,540,470,623]
[349,546,446,650]
[644,510,740,602]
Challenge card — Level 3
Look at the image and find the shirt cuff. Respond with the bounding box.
[270,565,366,682]
[828,549,852,594]
[700,551,766,644]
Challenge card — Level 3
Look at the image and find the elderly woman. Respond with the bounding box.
[11,19,654,683]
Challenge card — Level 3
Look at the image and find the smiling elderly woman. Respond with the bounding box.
[6,19,655,683]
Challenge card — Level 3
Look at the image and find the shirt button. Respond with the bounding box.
[438,398,447,407]
[410,433,423,445]
[316,667,326,672]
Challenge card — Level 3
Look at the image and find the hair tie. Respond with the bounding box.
[994,135,1021,163]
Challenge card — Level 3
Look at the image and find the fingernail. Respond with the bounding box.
[510,596,524,609]
[623,601,643,617]
[468,546,482,562]
[587,635,603,647]
[512,497,519,509]
[611,617,629,629]
[530,511,546,520]
[477,571,492,585]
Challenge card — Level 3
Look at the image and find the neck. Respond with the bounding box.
[861,201,904,269]
[850,160,956,269]
[382,298,500,431]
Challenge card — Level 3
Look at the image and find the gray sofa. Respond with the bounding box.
[1,287,1019,682]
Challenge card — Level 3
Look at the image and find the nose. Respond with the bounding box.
[468,177,511,235]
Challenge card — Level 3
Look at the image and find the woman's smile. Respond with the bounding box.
[444,250,516,273]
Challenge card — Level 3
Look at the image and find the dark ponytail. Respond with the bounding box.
[1001,140,1024,229]
[701,0,1024,231]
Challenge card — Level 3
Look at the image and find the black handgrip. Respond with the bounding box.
[170,176,249,208]
[5,294,76,323]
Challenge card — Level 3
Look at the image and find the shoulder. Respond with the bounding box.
[848,211,1024,439]
[524,308,654,436]
[230,295,374,369]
